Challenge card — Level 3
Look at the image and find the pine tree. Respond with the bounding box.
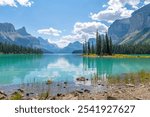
[0,42,42,54]
[96,30,99,55]
[106,33,110,55]
[98,35,102,55]
[84,38,87,55]
[109,37,112,55]
[102,37,107,54]
[87,41,91,55]
[91,41,95,54]
[83,42,85,54]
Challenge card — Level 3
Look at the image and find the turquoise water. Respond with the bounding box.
[0,54,150,85]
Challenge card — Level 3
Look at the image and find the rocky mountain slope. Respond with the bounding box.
[0,23,84,53]
[0,23,60,53]
[108,4,150,45]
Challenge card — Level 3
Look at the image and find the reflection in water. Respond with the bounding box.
[83,57,113,77]
[83,57,150,77]
[0,54,150,85]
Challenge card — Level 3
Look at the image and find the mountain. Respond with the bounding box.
[59,41,82,53]
[108,18,130,44]
[0,22,86,53]
[0,23,59,52]
[120,27,150,45]
[108,4,150,45]
[37,37,60,53]
[17,27,30,36]
[0,23,40,48]
[64,38,96,53]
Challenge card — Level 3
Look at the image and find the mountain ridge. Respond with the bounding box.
[0,22,83,53]
[108,4,150,45]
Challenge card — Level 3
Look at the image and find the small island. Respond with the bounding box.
[82,31,150,58]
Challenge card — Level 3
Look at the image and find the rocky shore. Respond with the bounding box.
[1,71,150,100]
[44,83,150,100]
[1,82,150,100]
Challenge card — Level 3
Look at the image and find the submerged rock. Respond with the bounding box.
[84,89,90,93]
[76,77,86,81]
[46,80,52,85]
[17,89,24,93]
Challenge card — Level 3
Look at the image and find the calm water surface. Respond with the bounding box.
[0,54,150,85]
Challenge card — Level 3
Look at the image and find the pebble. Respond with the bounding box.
[126,84,135,87]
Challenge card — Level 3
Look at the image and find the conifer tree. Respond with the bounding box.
[84,38,87,54]
[109,37,112,55]
[87,41,91,55]
[91,41,95,54]
[106,33,110,55]
[83,42,86,54]
[98,35,102,55]
[96,30,99,55]
[102,37,107,54]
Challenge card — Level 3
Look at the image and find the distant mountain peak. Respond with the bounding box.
[59,41,82,53]
[0,23,16,32]
[69,41,81,45]
[17,26,30,36]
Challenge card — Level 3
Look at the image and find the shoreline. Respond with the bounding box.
[82,54,150,58]
[1,71,150,100]
[0,82,150,100]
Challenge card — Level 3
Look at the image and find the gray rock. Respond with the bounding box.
[108,4,150,45]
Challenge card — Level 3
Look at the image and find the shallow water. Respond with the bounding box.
[0,54,150,86]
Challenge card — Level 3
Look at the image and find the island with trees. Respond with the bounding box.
[82,30,150,58]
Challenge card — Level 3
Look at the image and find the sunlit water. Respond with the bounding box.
[0,54,150,86]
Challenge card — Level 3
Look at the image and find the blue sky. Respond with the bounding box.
[0,0,149,47]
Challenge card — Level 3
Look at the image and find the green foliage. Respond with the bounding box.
[87,41,91,55]
[108,71,150,85]
[105,33,111,55]
[83,30,150,55]
[109,37,112,55]
[39,91,50,100]
[89,31,112,56]
[10,92,22,100]
[113,44,150,54]
[83,43,86,54]
[0,42,43,54]
[91,41,95,54]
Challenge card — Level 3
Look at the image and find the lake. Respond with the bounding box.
[0,54,150,86]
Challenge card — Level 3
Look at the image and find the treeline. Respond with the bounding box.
[0,42,43,54]
[83,30,112,56]
[113,44,150,54]
[83,30,150,55]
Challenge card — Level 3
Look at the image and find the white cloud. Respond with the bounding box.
[144,0,150,5]
[73,22,108,35]
[62,22,108,46]
[0,0,33,7]
[90,0,142,22]
[48,39,70,48]
[38,27,62,36]
[102,4,107,8]
[0,0,16,7]
[49,22,108,48]
[48,34,84,48]
[16,0,33,7]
